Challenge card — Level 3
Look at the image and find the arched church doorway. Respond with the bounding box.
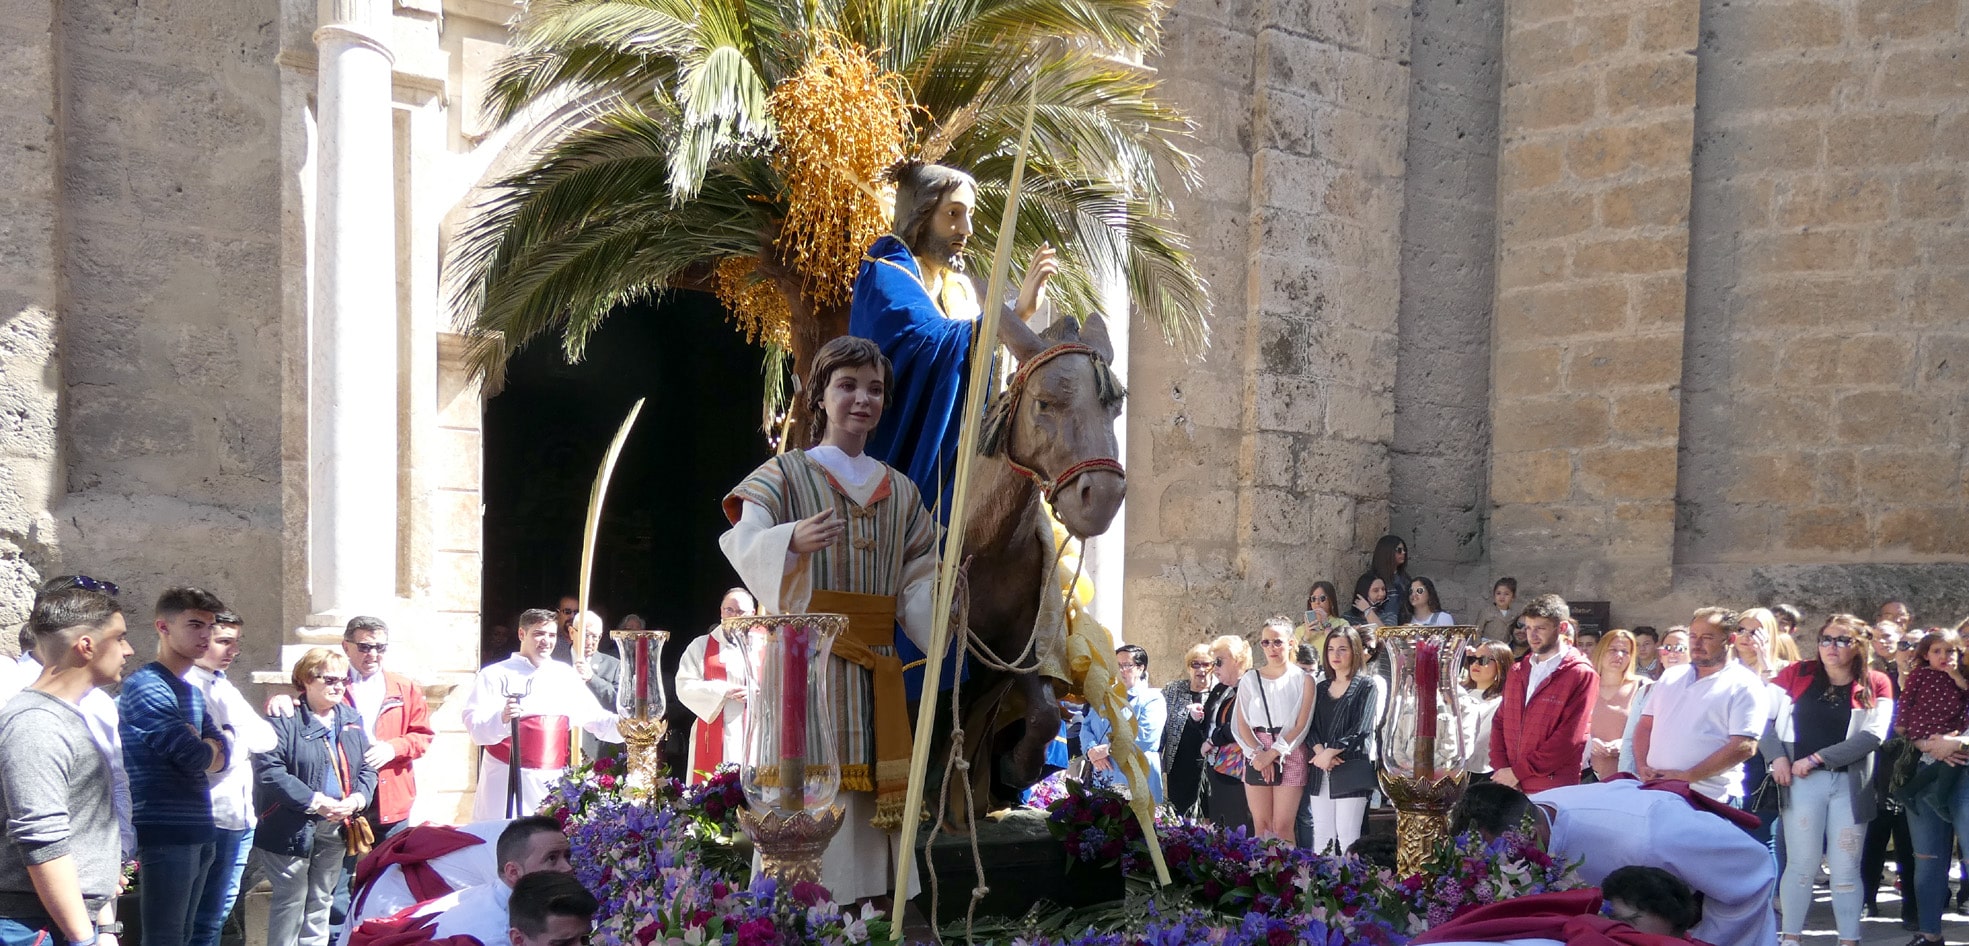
[479,291,767,748]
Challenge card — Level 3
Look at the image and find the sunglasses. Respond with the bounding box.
[313,675,351,686]
[1512,622,1526,631]
[1189,661,1213,669]
[1819,636,1858,649]
[1659,644,1688,653]
[62,575,121,596]
[351,642,388,654]
[558,608,578,615]
[1463,656,1496,667]
[1898,640,1918,651]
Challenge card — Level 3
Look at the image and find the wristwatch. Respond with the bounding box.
[99,922,123,935]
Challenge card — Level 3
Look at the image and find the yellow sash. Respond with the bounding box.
[810,589,912,831]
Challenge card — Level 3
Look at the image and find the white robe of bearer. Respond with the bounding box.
[676,629,754,780]
[1533,780,1777,946]
[719,445,937,903]
[462,654,622,820]
[342,819,506,938]
[362,880,510,946]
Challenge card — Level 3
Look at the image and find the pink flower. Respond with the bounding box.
[735,917,778,946]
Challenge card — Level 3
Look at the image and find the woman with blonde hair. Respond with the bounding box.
[1586,630,1654,781]
[1199,634,1254,832]
[1160,642,1218,817]
[1736,607,1787,680]
[255,647,376,946]
[1460,641,1513,780]
[1763,615,1892,946]
[1234,617,1315,841]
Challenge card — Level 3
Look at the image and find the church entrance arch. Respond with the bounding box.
[478,293,766,742]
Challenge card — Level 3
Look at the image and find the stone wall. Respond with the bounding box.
[0,0,289,664]
[1483,0,1702,608]
[1128,0,1413,660]
[1389,0,1504,611]
[0,0,63,637]
[1672,0,1969,621]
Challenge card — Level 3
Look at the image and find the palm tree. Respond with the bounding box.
[451,0,1210,411]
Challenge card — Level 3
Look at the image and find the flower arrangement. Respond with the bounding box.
[1395,829,1577,929]
[1040,784,1582,944]
[1044,778,1148,872]
[549,762,888,946]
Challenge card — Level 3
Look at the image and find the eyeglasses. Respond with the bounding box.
[351,642,388,654]
[1898,640,1918,652]
[1211,658,1223,668]
[1463,656,1496,667]
[1819,636,1857,649]
[558,608,578,616]
[1189,661,1213,669]
[313,675,350,686]
[61,575,121,596]
[1512,622,1526,631]
[1309,594,1330,603]
[1659,644,1688,653]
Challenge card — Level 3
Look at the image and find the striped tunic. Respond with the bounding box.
[721,449,940,785]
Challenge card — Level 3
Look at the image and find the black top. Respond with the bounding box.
[1307,674,1379,798]
[1794,676,1855,763]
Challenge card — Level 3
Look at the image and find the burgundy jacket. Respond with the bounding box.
[1490,647,1598,792]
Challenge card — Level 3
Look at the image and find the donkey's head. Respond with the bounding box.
[985,312,1128,539]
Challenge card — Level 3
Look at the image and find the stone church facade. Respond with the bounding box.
[2,0,1964,817]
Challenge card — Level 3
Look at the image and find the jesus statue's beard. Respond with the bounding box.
[917,233,966,273]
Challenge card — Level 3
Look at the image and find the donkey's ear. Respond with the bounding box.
[999,307,1047,363]
[1077,311,1114,362]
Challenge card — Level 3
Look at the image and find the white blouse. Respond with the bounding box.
[1232,667,1314,756]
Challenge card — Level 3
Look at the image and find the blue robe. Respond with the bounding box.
[849,234,975,698]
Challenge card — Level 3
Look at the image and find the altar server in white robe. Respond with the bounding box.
[676,588,761,781]
[719,336,941,904]
[462,611,622,820]
[1452,779,1776,946]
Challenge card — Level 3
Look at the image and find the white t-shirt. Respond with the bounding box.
[1232,667,1314,755]
[1640,661,1768,799]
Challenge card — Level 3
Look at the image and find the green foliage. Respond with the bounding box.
[453,0,1210,392]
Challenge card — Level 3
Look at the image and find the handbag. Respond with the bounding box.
[1202,689,1246,779]
[1749,771,1788,813]
[343,815,376,857]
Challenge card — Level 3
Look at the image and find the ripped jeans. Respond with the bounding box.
[1908,761,1969,937]
[1780,769,1864,940]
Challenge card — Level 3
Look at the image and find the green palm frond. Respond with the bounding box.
[452,0,1211,393]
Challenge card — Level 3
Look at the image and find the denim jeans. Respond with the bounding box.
[190,827,253,946]
[1906,760,1969,936]
[1779,770,1864,939]
[140,838,219,946]
[0,916,57,946]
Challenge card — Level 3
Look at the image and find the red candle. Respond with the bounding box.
[780,625,810,806]
[1415,639,1440,776]
[633,635,650,717]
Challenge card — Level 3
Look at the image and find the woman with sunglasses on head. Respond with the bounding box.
[1233,617,1315,841]
[1460,641,1513,782]
[255,647,377,946]
[1199,635,1254,832]
[1160,643,1219,817]
[1761,615,1893,946]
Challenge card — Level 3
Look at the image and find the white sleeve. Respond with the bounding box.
[718,501,810,614]
[557,666,622,743]
[218,681,279,754]
[675,636,731,725]
[1232,674,1260,756]
[460,668,509,745]
[894,518,941,654]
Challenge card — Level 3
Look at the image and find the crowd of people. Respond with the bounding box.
[0,578,610,946]
[1056,538,1969,946]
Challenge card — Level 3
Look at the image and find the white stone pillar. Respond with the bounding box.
[308,0,398,624]
[1087,265,1129,637]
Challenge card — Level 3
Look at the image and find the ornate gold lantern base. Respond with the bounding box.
[1380,771,1468,875]
[617,716,668,792]
[739,805,846,886]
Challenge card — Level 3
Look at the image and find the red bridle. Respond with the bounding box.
[998,342,1125,505]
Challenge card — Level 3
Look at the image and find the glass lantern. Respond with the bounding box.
[612,628,670,720]
[730,613,846,814]
[1373,624,1480,874]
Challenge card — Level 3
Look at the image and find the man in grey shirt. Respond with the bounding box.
[0,585,136,946]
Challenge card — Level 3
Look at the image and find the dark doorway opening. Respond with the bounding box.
[480,292,769,752]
